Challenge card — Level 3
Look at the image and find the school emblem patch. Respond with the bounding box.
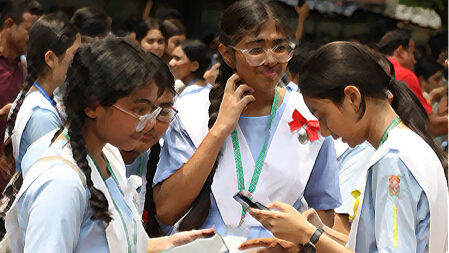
[389,175,400,197]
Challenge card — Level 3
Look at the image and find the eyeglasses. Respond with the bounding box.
[156,105,178,123]
[232,41,296,67]
[113,104,162,132]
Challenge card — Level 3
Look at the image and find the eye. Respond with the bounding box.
[159,108,170,116]
[247,48,264,55]
[273,45,288,54]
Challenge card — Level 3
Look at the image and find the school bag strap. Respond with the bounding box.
[35,156,87,187]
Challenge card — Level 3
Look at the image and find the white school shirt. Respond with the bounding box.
[347,127,448,253]
[6,132,149,253]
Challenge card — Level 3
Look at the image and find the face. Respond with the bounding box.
[94,83,159,151]
[52,34,82,85]
[7,12,39,56]
[134,88,175,152]
[421,70,444,94]
[166,34,186,57]
[168,46,196,81]
[140,29,166,58]
[303,95,366,148]
[399,40,416,71]
[226,19,289,92]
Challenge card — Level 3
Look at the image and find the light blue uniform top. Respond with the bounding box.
[154,91,341,238]
[17,103,62,171]
[17,132,136,252]
[125,151,149,194]
[355,151,430,253]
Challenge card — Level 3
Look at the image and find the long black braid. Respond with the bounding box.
[178,0,292,230]
[63,36,157,223]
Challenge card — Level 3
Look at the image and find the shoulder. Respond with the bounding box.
[286,91,317,121]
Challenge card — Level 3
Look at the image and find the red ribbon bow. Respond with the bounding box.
[288,109,320,142]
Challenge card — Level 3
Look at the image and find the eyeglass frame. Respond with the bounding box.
[156,105,178,123]
[231,41,296,67]
[112,104,162,132]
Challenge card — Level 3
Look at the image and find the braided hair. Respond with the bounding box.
[63,36,158,223]
[178,0,292,230]
[7,14,78,144]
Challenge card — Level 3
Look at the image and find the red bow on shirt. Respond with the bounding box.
[288,109,320,142]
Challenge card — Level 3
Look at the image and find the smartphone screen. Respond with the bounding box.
[233,192,267,210]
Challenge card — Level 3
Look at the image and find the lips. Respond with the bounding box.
[259,67,280,78]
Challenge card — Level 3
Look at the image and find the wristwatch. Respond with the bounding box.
[300,228,324,253]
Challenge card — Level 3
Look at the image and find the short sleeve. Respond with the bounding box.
[153,116,197,186]
[303,137,342,210]
[18,107,61,168]
[371,152,430,252]
[18,162,87,253]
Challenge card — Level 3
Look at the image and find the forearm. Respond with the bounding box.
[153,126,227,224]
[315,234,353,253]
[317,209,334,228]
[147,236,171,253]
[428,114,448,137]
[322,225,349,246]
[332,213,351,235]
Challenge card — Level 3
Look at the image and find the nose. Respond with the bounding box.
[169,59,176,68]
[263,50,277,66]
[319,121,331,137]
[141,118,157,133]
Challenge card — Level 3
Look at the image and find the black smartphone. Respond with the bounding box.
[233,192,268,210]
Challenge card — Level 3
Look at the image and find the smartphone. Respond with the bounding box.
[233,192,268,210]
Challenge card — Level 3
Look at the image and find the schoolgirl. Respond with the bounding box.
[135,18,166,59]
[6,36,212,253]
[6,14,80,172]
[153,0,341,241]
[168,39,211,96]
[245,42,448,253]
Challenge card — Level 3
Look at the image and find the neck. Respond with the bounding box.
[365,102,399,149]
[83,121,108,176]
[0,37,19,64]
[242,87,285,117]
[34,75,57,96]
[182,74,196,86]
[120,150,141,164]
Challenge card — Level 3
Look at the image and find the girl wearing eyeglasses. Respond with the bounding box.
[5,36,213,253]
[153,0,341,245]
[119,56,178,236]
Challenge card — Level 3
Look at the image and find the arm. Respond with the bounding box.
[304,137,342,228]
[153,74,255,225]
[0,103,12,121]
[428,113,448,137]
[294,3,309,42]
[146,228,214,253]
[142,0,153,20]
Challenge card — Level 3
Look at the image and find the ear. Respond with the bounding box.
[44,50,58,69]
[190,60,199,73]
[343,85,362,112]
[218,43,235,68]
[393,45,407,60]
[84,102,102,119]
[2,18,15,29]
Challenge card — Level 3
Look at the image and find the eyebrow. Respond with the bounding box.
[133,98,153,106]
[244,37,287,46]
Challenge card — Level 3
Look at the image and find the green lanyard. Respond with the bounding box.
[231,88,279,218]
[136,156,143,178]
[65,130,138,252]
[377,116,401,149]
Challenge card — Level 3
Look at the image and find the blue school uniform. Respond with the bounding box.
[154,91,341,239]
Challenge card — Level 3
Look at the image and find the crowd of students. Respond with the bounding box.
[0,0,447,252]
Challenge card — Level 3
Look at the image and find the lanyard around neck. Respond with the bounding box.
[377,116,401,149]
[33,81,56,108]
[231,88,279,214]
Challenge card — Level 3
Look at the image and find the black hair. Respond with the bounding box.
[299,41,447,169]
[63,36,160,223]
[160,18,185,42]
[135,18,163,42]
[415,56,443,80]
[178,0,292,231]
[286,42,319,77]
[70,7,111,39]
[181,40,211,80]
[376,29,412,56]
[0,0,42,29]
[7,14,78,140]
[150,51,175,95]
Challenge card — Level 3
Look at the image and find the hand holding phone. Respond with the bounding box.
[233,191,268,210]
